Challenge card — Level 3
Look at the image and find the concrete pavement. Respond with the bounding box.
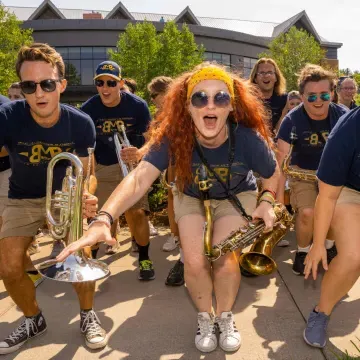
[0,228,359,360]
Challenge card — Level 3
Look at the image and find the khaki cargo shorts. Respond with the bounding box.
[289,178,318,211]
[173,188,258,223]
[0,169,10,215]
[0,198,46,239]
[95,163,150,214]
[337,186,360,205]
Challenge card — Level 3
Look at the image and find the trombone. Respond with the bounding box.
[37,148,110,282]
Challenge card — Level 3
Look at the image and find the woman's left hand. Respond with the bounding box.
[82,192,98,218]
[251,201,276,232]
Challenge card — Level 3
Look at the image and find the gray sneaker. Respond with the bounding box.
[303,310,329,348]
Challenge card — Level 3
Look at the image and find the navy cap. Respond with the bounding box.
[94,61,121,81]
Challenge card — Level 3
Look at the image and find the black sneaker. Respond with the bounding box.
[80,309,108,350]
[165,259,185,286]
[327,245,337,264]
[0,312,47,354]
[292,251,308,275]
[138,259,155,281]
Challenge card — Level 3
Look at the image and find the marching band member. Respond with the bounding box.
[0,43,107,354]
[58,63,279,353]
[276,64,347,276]
[303,107,360,348]
[81,61,155,281]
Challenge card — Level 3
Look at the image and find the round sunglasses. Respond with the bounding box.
[307,93,331,103]
[19,79,62,94]
[95,79,118,88]
[191,91,231,108]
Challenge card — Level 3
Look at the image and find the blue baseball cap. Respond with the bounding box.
[94,61,121,81]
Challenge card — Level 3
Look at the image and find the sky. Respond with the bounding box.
[5,0,360,71]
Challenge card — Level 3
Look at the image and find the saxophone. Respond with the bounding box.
[199,165,293,275]
[282,126,317,182]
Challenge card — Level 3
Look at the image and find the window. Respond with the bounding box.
[204,52,231,66]
[56,46,117,85]
[242,57,258,78]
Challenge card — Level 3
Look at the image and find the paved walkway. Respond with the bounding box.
[0,228,359,360]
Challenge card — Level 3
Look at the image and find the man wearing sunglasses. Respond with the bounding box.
[276,64,347,276]
[81,61,155,281]
[0,43,108,354]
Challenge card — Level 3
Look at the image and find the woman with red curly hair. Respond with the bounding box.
[57,63,279,353]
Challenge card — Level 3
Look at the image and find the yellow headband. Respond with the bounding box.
[187,67,235,100]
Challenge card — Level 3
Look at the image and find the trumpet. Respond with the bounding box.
[37,148,110,282]
[114,124,134,177]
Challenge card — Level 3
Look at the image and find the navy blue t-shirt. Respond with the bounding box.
[81,92,151,166]
[0,96,10,172]
[0,101,96,199]
[144,124,276,199]
[277,103,347,170]
[317,107,360,191]
[264,93,287,130]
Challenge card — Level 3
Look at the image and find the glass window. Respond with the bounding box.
[212,53,222,62]
[204,52,213,61]
[243,56,258,79]
[81,47,93,59]
[93,47,106,59]
[81,60,94,85]
[68,47,80,60]
[56,47,68,60]
[222,54,230,66]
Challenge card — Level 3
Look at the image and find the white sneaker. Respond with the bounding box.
[162,234,179,252]
[277,239,290,247]
[216,311,241,352]
[195,312,217,353]
[148,221,158,236]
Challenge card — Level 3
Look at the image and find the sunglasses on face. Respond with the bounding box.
[19,79,62,94]
[190,91,231,109]
[95,79,118,88]
[307,93,331,103]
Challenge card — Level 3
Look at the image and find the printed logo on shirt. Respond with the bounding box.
[193,164,233,185]
[304,131,329,146]
[96,118,134,135]
[18,141,74,165]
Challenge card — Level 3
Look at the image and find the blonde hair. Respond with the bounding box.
[249,58,287,95]
[16,43,65,79]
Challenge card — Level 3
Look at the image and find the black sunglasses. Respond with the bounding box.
[95,79,118,88]
[191,91,231,109]
[19,79,62,94]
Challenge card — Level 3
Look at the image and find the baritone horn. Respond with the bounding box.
[37,148,110,282]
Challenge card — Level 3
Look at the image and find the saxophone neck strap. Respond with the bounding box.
[195,120,251,221]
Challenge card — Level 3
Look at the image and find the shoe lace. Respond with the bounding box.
[140,260,153,270]
[6,318,37,343]
[308,312,328,330]
[81,311,102,337]
[217,315,234,335]
[198,315,214,336]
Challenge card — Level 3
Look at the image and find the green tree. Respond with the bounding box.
[110,21,204,100]
[259,26,325,91]
[0,5,33,95]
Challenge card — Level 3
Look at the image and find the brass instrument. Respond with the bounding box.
[199,164,293,275]
[114,124,134,177]
[37,148,110,282]
[282,126,317,182]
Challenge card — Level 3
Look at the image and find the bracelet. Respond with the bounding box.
[261,189,276,198]
[97,210,114,225]
[259,193,275,204]
[88,217,111,230]
[260,199,274,206]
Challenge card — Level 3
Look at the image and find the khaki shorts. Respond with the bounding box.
[337,186,360,205]
[0,169,10,198]
[289,178,318,211]
[95,163,150,214]
[0,198,46,239]
[173,189,258,223]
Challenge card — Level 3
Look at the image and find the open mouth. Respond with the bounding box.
[262,80,271,85]
[203,115,217,128]
[313,104,324,109]
[36,101,48,108]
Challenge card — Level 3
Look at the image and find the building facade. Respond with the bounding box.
[7,1,342,103]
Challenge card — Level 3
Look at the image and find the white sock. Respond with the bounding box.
[325,239,335,249]
[298,245,311,253]
[179,248,184,263]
